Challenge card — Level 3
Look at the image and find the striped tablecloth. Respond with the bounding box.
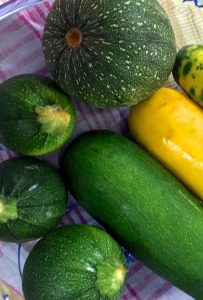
[0,1,202,299]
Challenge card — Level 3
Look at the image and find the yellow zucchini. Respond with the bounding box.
[128,87,203,200]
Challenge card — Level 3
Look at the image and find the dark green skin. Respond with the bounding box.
[0,157,67,242]
[62,130,203,299]
[172,46,187,84]
[42,0,176,108]
[0,74,76,156]
[22,225,127,300]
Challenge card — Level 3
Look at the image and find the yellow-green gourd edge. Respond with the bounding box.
[173,44,203,106]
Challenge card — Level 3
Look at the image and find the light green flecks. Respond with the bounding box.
[110,74,118,80]
[106,56,113,61]
[96,256,127,298]
[0,196,18,223]
[137,22,143,26]
[35,105,71,136]
[111,24,119,28]
[101,41,112,46]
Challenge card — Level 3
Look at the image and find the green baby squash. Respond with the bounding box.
[0,157,67,242]
[22,225,127,300]
[0,74,76,156]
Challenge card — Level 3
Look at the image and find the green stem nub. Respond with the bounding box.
[0,197,18,223]
[35,105,70,136]
[96,256,127,299]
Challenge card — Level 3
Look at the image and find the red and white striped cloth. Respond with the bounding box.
[0,1,198,299]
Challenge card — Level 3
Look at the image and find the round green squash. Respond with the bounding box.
[0,157,67,242]
[22,225,127,300]
[42,0,176,108]
[0,74,76,156]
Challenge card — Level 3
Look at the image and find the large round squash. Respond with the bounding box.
[42,0,176,108]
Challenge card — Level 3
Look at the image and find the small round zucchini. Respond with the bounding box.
[0,74,76,156]
[22,225,127,300]
[0,157,67,242]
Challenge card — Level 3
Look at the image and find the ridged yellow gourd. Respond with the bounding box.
[128,87,203,200]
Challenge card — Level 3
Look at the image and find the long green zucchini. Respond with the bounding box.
[62,130,203,299]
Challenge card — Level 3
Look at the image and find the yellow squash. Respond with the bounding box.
[128,87,203,200]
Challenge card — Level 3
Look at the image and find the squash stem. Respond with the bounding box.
[35,105,70,136]
[0,196,18,223]
[65,28,83,48]
[96,256,127,298]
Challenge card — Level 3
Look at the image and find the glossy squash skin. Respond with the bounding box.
[0,74,76,156]
[42,0,176,108]
[0,157,67,242]
[173,45,203,106]
[62,130,203,299]
[22,225,127,300]
[128,87,203,201]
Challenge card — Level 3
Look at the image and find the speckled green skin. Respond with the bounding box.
[62,130,203,299]
[0,74,76,156]
[22,225,127,300]
[0,158,67,242]
[42,0,176,108]
[173,45,203,107]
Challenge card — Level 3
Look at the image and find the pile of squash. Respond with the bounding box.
[0,0,203,299]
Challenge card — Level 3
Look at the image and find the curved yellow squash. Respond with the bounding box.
[128,87,203,200]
